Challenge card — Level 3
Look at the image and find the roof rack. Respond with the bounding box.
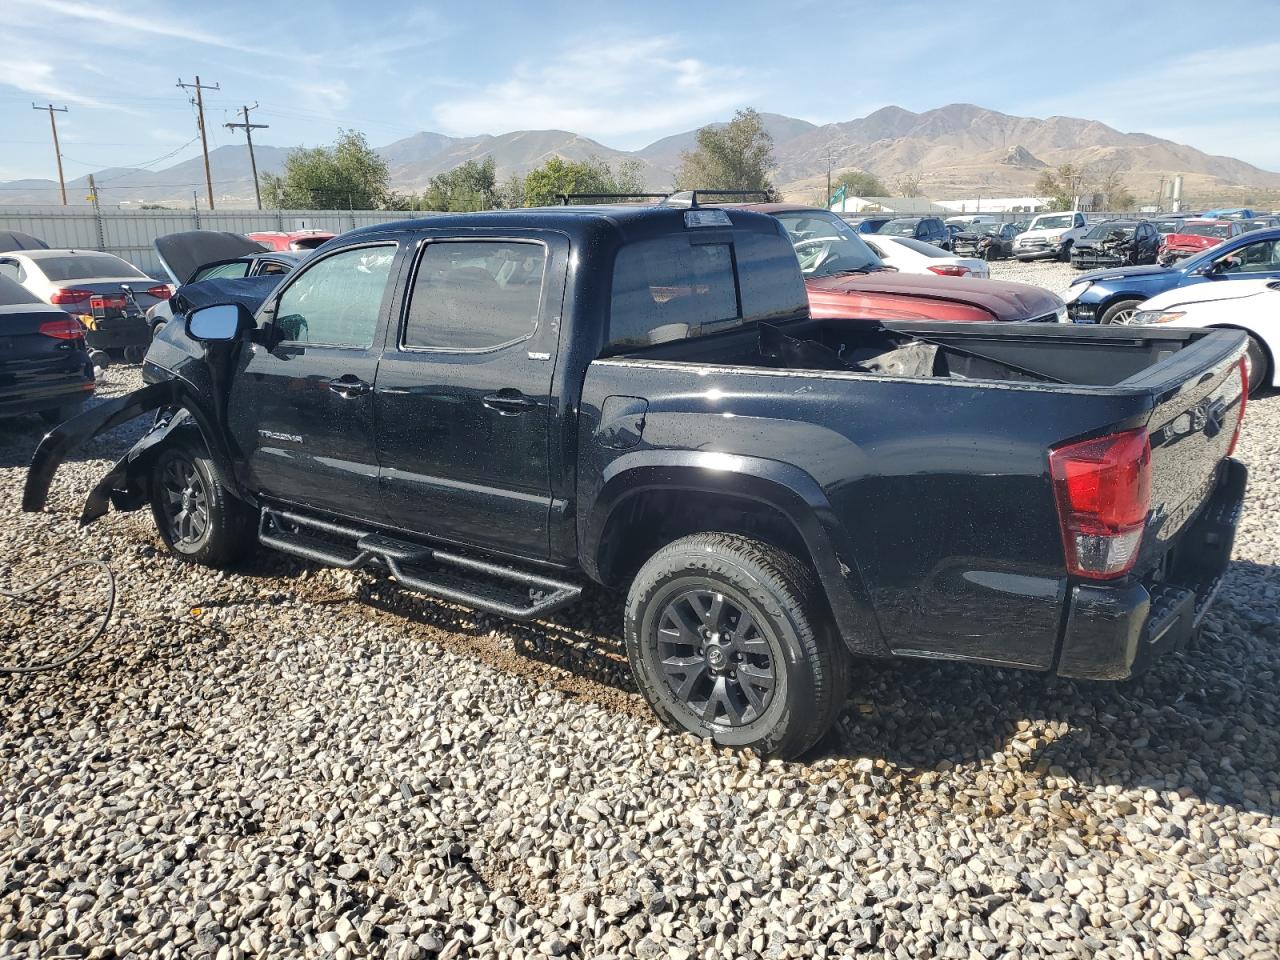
[557,193,670,205]
[556,189,774,208]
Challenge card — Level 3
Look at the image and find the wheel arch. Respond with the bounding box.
[583,450,887,657]
[1208,323,1275,388]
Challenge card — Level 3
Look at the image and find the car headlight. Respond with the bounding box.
[1130,309,1185,325]
[1048,234,1062,243]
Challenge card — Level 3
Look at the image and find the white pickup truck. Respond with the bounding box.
[1013,211,1088,262]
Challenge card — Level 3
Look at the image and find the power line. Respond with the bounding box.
[225,103,269,210]
[31,104,69,206]
[176,75,220,210]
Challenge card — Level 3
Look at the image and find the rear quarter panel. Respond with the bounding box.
[579,357,1153,670]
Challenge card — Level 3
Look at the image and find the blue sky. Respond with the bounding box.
[2,0,1278,182]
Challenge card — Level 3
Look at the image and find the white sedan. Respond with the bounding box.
[862,234,990,279]
[1129,278,1277,395]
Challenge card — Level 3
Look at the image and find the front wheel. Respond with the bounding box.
[149,443,253,567]
[1244,335,1270,397]
[624,533,850,759]
[1058,241,1073,262]
[1099,298,1143,326]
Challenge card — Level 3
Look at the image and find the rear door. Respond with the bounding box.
[373,230,568,560]
[225,241,400,519]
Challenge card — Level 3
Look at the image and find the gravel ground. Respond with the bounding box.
[1,359,1278,960]
[987,259,1079,298]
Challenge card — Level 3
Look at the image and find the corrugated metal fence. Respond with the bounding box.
[0,207,424,276]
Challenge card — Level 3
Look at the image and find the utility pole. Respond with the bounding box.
[32,103,69,205]
[177,75,220,210]
[225,103,268,210]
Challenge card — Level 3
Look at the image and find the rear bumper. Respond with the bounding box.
[1056,458,1246,680]
[0,379,94,418]
[82,314,150,350]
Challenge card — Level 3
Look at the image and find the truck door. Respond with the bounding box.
[225,241,399,519]
[373,232,568,560]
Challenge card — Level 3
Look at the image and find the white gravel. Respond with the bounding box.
[988,259,1080,298]
[1,360,1278,959]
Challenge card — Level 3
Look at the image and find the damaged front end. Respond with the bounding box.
[1071,234,1136,270]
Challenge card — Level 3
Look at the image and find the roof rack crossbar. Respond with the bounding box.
[557,192,671,205]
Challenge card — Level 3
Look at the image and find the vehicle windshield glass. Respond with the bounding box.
[773,212,882,278]
[1085,223,1136,239]
[881,220,921,236]
[1180,223,1232,238]
[192,260,251,282]
[36,253,146,281]
[1030,215,1073,231]
[966,223,999,235]
[1155,221,1182,233]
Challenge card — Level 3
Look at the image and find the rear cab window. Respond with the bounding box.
[605,214,807,354]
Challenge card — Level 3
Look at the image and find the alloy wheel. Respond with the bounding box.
[158,455,210,547]
[654,588,778,726]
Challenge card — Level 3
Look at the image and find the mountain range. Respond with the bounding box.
[4,103,1277,208]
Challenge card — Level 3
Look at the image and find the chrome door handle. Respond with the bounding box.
[328,376,370,399]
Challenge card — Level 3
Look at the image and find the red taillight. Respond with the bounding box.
[1227,356,1248,457]
[89,294,125,310]
[50,288,92,305]
[1049,428,1152,580]
[38,317,86,340]
[927,264,970,277]
[146,283,172,300]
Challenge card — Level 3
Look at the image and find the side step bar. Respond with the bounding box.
[258,507,582,620]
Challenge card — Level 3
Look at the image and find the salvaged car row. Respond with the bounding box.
[16,194,1257,758]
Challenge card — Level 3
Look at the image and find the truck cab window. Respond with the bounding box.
[273,245,395,347]
[403,240,546,350]
[609,238,739,349]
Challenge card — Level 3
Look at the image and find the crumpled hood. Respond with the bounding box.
[172,274,281,315]
[1162,233,1222,251]
[1141,278,1279,311]
[807,271,1063,320]
[1073,264,1175,285]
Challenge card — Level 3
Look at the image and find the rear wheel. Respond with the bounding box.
[150,443,253,567]
[624,533,850,759]
[1099,298,1143,326]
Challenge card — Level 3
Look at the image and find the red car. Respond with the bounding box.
[741,204,1066,323]
[1158,219,1240,265]
[246,229,336,252]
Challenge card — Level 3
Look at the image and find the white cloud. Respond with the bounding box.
[433,37,758,146]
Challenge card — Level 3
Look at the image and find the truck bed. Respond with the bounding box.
[586,320,1247,673]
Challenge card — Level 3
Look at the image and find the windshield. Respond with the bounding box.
[1155,220,1182,233]
[191,260,251,282]
[881,219,921,236]
[1030,214,1073,231]
[1085,222,1136,239]
[1179,223,1232,238]
[774,212,883,278]
[36,253,147,281]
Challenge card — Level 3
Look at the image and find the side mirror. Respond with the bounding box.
[186,302,250,341]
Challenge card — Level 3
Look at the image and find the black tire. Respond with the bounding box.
[1099,298,1143,326]
[1058,241,1073,262]
[1244,334,1270,397]
[123,344,146,364]
[39,400,83,426]
[624,533,849,759]
[149,442,253,568]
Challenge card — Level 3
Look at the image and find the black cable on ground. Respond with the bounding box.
[0,560,116,674]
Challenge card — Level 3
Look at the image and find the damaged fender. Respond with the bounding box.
[23,381,240,525]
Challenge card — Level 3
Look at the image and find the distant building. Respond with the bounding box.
[934,197,1049,214]
[829,196,950,215]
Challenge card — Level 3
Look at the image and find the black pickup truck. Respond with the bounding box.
[25,203,1248,758]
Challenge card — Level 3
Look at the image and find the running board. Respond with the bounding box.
[258,507,582,620]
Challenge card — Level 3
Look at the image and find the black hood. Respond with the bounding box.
[173,275,281,314]
[155,230,267,285]
[0,230,49,252]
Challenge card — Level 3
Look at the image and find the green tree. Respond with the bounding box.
[835,169,887,197]
[674,108,776,196]
[520,155,647,207]
[414,157,498,212]
[261,130,392,210]
[1034,163,1083,211]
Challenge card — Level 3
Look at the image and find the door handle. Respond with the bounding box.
[328,376,371,399]
[482,391,538,415]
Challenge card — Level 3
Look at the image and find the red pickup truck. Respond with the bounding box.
[742,203,1066,323]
